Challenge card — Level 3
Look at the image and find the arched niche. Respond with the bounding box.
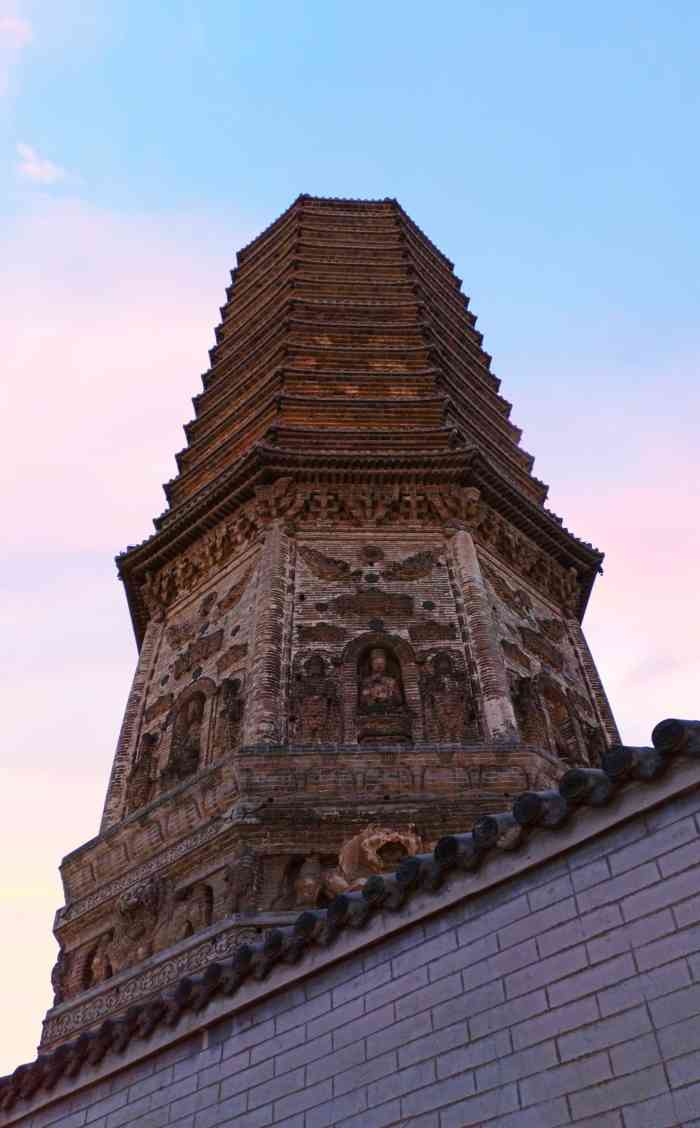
[340,632,422,744]
[289,649,342,744]
[214,674,246,758]
[419,648,479,744]
[160,676,217,783]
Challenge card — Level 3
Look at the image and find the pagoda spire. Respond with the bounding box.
[43,196,619,1049]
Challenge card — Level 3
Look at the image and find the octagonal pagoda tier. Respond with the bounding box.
[43,195,619,1048]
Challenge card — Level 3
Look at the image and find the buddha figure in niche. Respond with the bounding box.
[163,693,204,786]
[359,647,403,711]
[292,654,341,744]
[357,644,411,744]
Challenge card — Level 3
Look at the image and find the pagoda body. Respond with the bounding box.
[44,196,618,1048]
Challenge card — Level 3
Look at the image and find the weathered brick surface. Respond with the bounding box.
[16,783,700,1127]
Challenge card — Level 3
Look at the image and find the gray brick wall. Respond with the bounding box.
[18,785,700,1127]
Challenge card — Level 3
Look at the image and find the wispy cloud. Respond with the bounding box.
[16,141,66,184]
[0,11,31,93]
[0,13,31,49]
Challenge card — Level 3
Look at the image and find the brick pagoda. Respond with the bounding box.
[44,194,619,1049]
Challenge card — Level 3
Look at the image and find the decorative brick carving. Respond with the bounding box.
[162,693,204,787]
[519,626,565,672]
[293,855,325,907]
[511,673,548,746]
[106,877,165,975]
[174,629,223,679]
[356,644,412,745]
[81,934,113,992]
[50,949,69,1006]
[540,675,580,765]
[291,653,342,744]
[216,642,249,674]
[538,616,568,643]
[144,693,173,724]
[165,618,197,649]
[154,882,213,949]
[124,732,158,815]
[481,563,534,618]
[221,677,244,753]
[219,566,253,613]
[501,639,532,670]
[297,544,354,581]
[138,483,579,621]
[361,544,385,564]
[329,589,413,618]
[408,620,458,643]
[58,817,228,925]
[42,919,270,1045]
[224,847,262,913]
[383,549,438,581]
[297,622,348,643]
[46,197,620,1047]
[420,651,475,743]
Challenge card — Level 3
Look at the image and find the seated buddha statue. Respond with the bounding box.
[357,646,412,744]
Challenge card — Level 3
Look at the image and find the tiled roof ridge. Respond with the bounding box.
[3,718,698,1113]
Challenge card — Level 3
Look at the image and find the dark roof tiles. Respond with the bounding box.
[2,717,698,1114]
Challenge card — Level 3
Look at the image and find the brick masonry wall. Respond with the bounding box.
[14,779,700,1128]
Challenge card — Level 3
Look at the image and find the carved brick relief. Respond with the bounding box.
[153,882,214,949]
[420,650,477,743]
[297,544,355,581]
[136,482,579,623]
[216,642,249,675]
[173,629,223,679]
[297,622,348,644]
[482,555,606,765]
[382,549,438,581]
[219,566,253,612]
[145,552,258,709]
[161,692,205,786]
[291,653,342,744]
[409,620,458,643]
[144,694,172,724]
[292,538,464,746]
[327,590,414,618]
[224,847,262,913]
[105,877,165,975]
[124,732,159,815]
[165,618,197,650]
[220,677,245,754]
[356,643,412,745]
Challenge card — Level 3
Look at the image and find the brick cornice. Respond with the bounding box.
[117,445,602,647]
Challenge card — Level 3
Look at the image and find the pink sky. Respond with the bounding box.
[2,195,698,1074]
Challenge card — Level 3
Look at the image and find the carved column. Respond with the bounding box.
[449,529,517,739]
[243,521,292,745]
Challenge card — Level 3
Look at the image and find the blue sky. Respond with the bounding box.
[1,0,699,1071]
[6,0,700,488]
